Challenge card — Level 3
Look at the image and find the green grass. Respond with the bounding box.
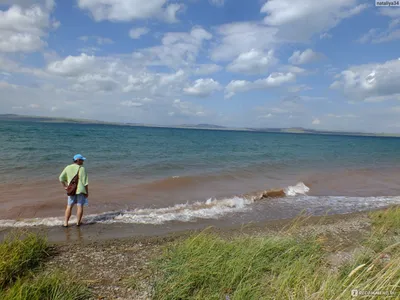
[149,233,326,299]
[369,206,400,235]
[0,272,91,300]
[0,231,92,300]
[143,207,400,300]
[0,231,49,288]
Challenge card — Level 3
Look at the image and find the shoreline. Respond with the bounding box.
[3,206,399,299]
[1,207,382,245]
[0,207,378,244]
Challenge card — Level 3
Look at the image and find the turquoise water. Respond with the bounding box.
[1,120,400,182]
[2,120,400,227]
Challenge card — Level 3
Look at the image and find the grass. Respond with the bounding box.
[0,272,91,300]
[0,230,91,300]
[369,206,400,235]
[0,231,48,288]
[151,233,325,299]
[142,206,400,300]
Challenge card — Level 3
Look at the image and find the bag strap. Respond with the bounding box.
[75,166,81,179]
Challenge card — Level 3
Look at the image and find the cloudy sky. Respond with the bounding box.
[0,0,400,132]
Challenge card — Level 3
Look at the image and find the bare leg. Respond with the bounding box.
[77,205,84,225]
[64,205,73,227]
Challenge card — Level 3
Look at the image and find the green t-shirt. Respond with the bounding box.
[59,164,89,195]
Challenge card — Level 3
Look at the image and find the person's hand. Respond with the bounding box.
[85,193,89,199]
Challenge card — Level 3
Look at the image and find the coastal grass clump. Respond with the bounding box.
[0,231,49,289]
[144,207,400,299]
[149,232,326,300]
[0,272,91,300]
[0,230,92,300]
[369,206,400,235]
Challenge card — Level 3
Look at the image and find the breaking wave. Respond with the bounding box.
[0,182,309,227]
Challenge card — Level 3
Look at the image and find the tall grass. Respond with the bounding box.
[0,231,48,288]
[145,207,400,300]
[369,206,400,235]
[150,233,326,299]
[0,231,92,300]
[0,272,91,300]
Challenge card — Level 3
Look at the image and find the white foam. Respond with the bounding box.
[284,182,310,196]
[0,196,253,227]
[4,182,400,229]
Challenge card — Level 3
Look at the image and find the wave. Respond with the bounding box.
[0,183,309,228]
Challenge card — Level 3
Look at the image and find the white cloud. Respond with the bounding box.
[121,100,144,107]
[194,64,222,75]
[162,3,183,23]
[136,26,212,68]
[97,37,113,45]
[77,0,183,23]
[288,49,324,65]
[0,4,55,52]
[227,49,277,75]
[380,8,400,18]
[79,35,114,45]
[357,28,378,43]
[209,0,225,7]
[0,81,17,89]
[47,53,96,77]
[0,0,54,10]
[327,113,358,118]
[258,113,273,119]
[45,53,176,95]
[261,0,369,41]
[159,69,186,85]
[123,69,187,97]
[312,118,320,125]
[211,22,279,61]
[278,65,307,74]
[170,99,208,117]
[357,21,400,44]
[254,72,295,87]
[224,80,251,99]
[225,72,295,98]
[72,74,120,93]
[129,27,150,39]
[364,94,400,103]
[184,78,221,97]
[320,32,332,39]
[29,103,40,109]
[288,84,312,93]
[331,58,400,102]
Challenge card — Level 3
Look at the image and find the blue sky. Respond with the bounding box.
[1,0,400,132]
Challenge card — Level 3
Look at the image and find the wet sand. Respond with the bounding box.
[3,166,400,220]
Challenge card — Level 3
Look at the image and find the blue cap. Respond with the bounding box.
[73,154,86,161]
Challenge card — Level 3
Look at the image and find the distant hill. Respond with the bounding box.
[179,124,227,129]
[1,114,399,137]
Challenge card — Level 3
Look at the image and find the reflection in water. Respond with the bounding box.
[63,226,83,243]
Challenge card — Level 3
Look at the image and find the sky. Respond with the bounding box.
[0,0,400,132]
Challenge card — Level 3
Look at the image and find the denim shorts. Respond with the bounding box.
[67,194,88,206]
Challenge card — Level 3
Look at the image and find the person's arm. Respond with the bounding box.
[61,182,68,190]
[81,167,89,197]
[59,168,68,190]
